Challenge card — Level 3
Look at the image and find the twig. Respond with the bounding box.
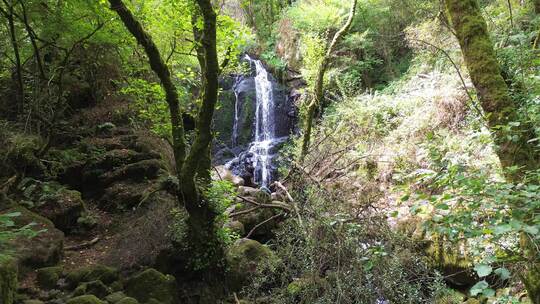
[65,237,100,251]
[245,213,283,239]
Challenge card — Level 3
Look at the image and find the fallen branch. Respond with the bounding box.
[245,213,284,239]
[65,237,100,251]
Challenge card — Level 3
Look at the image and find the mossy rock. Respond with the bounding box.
[66,265,118,288]
[32,185,86,233]
[124,268,178,304]
[109,281,123,292]
[224,221,245,236]
[104,291,127,303]
[23,300,44,304]
[116,297,139,304]
[66,295,106,304]
[36,266,63,289]
[434,288,466,304]
[425,236,476,287]
[0,256,18,304]
[4,206,64,269]
[226,239,275,290]
[73,280,111,298]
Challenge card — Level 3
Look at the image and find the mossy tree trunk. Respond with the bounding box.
[444,0,539,176]
[300,0,357,160]
[0,257,17,304]
[109,0,223,271]
[445,0,540,302]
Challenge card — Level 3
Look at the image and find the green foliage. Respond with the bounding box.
[0,212,40,259]
[204,180,239,245]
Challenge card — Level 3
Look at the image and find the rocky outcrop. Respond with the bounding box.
[124,268,178,304]
[5,206,64,269]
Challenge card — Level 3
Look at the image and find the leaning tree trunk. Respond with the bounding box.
[445,0,540,302]
[445,0,538,176]
[300,0,357,160]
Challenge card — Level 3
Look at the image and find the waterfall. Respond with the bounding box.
[229,55,278,188]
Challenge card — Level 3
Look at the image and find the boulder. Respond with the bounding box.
[233,204,277,242]
[226,239,274,290]
[124,268,178,304]
[66,295,105,304]
[36,266,63,289]
[99,159,163,186]
[23,300,45,304]
[116,298,139,304]
[224,221,245,236]
[33,188,86,232]
[104,291,127,303]
[98,182,149,211]
[66,265,118,289]
[73,280,111,298]
[212,166,245,186]
[5,206,64,269]
[287,275,328,298]
[0,257,17,304]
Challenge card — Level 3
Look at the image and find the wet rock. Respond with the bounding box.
[4,206,64,269]
[36,266,63,289]
[226,239,275,290]
[66,295,105,304]
[125,268,178,304]
[66,265,118,289]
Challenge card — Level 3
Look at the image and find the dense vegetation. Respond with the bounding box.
[0,0,539,304]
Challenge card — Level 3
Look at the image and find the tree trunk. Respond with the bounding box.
[0,0,24,112]
[108,0,187,182]
[444,0,538,177]
[301,0,357,160]
[445,1,540,301]
[534,0,540,14]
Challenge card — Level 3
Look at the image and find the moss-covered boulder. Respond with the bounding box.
[66,265,118,288]
[224,221,245,236]
[0,257,17,304]
[5,206,64,269]
[36,266,63,289]
[22,300,45,304]
[116,297,139,304]
[66,295,106,304]
[425,237,476,287]
[33,187,86,232]
[104,291,127,303]
[226,239,275,290]
[73,280,111,298]
[124,268,178,304]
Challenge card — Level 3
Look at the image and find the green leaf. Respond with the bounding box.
[474,264,492,277]
[523,225,539,235]
[470,280,489,296]
[493,224,512,235]
[435,203,449,210]
[494,267,511,280]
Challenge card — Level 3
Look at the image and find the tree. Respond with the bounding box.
[300,0,358,160]
[444,0,540,301]
[108,0,223,271]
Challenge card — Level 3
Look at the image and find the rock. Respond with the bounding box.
[226,239,275,290]
[224,221,245,236]
[5,206,64,269]
[66,265,118,289]
[116,298,139,304]
[98,182,149,211]
[66,295,106,304]
[212,166,244,186]
[33,187,86,232]
[0,257,17,304]
[237,186,259,197]
[104,291,127,303]
[100,159,163,186]
[36,266,63,289]
[73,280,111,298]
[234,204,277,242]
[124,268,178,304]
[109,281,123,292]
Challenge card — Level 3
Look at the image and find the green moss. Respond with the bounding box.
[124,268,178,304]
[425,235,475,287]
[0,257,17,304]
[66,265,118,288]
[104,291,127,303]
[66,295,106,304]
[73,280,111,298]
[226,239,275,290]
[286,275,328,297]
[116,297,139,304]
[522,263,540,304]
[36,266,63,289]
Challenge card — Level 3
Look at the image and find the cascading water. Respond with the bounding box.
[228,55,281,188]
